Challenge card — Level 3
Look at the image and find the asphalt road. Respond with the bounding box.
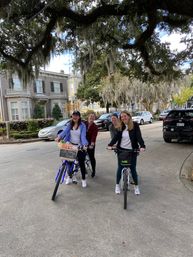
[0,121,193,257]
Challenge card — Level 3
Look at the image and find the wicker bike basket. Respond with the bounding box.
[58,143,78,162]
[117,149,132,167]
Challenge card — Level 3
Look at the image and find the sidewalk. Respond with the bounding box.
[180,151,193,192]
[0,137,43,144]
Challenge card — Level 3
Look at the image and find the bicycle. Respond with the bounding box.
[107,147,137,210]
[85,153,92,176]
[51,143,80,201]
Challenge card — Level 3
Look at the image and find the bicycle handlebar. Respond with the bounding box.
[107,146,142,153]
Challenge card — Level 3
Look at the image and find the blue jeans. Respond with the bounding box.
[116,152,138,185]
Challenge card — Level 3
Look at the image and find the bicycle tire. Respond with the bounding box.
[123,168,128,210]
[52,164,66,201]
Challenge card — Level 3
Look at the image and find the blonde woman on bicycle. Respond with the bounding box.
[108,110,145,195]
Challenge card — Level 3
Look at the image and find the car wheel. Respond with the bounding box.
[163,136,172,143]
[140,119,144,125]
[149,118,153,123]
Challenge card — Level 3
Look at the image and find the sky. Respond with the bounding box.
[45,52,74,74]
[45,32,189,73]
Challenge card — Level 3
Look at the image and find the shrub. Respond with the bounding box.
[52,104,62,120]
[10,131,38,139]
[0,127,6,136]
[27,120,39,132]
[33,104,44,118]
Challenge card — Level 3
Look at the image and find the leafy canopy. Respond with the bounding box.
[0,0,192,81]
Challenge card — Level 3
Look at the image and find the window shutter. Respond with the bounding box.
[9,78,13,89]
[42,81,45,93]
[33,81,37,93]
[60,83,63,92]
[51,82,54,92]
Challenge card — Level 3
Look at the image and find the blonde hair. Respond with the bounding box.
[120,110,134,131]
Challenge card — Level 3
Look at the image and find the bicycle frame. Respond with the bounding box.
[55,159,79,184]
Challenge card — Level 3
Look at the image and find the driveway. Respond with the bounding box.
[0,121,193,257]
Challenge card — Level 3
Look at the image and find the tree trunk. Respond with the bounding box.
[106,102,110,113]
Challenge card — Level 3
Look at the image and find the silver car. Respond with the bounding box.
[132,111,153,125]
[38,119,70,140]
[159,109,171,120]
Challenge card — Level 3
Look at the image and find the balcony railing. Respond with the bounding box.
[5,89,31,97]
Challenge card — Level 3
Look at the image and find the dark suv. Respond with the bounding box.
[163,109,193,143]
[94,113,113,130]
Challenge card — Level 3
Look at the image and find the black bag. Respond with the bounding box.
[118,150,132,167]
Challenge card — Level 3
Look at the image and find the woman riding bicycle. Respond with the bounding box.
[55,111,88,188]
[108,110,145,195]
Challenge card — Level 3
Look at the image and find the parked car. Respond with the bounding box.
[163,109,193,143]
[132,111,153,125]
[94,113,113,130]
[159,109,171,120]
[38,119,70,140]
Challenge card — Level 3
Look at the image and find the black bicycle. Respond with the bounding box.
[107,147,136,210]
[117,149,133,209]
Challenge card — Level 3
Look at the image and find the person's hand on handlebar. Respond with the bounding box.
[55,136,60,142]
[139,147,145,152]
[107,145,117,150]
[83,145,88,151]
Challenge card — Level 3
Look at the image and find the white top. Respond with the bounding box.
[120,125,132,149]
[70,127,81,145]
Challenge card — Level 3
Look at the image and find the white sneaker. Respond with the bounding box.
[134,185,140,195]
[115,184,121,194]
[72,175,78,184]
[82,179,87,188]
[65,176,72,185]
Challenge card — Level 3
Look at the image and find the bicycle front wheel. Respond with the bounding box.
[52,164,66,201]
[123,168,129,210]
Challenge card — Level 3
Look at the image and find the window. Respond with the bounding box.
[12,77,22,90]
[21,101,29,120]
[35,80,45,94]
[51,82,63,93]
[11,102,19,120]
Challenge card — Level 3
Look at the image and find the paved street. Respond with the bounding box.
[0,121,193,257]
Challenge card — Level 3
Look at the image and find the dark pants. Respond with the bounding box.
[116,152,138,185]
[87,147,96,173]
[77,150,86,180]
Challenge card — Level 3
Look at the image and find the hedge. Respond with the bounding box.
[0,118,54,131]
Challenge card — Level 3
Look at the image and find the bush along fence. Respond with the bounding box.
[0,118,54,140]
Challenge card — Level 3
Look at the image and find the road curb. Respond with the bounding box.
[0,138,43,144]
[180,151,193,192]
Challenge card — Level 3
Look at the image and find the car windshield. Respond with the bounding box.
[133,112,142,116]
[56,119,70,127]
[161,110,170,114]
[99,114,110,119]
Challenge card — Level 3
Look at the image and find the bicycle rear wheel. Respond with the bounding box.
[52,164,66,201]
[85,156,92,176]
[123,168,128,210]
[86,160,92,175]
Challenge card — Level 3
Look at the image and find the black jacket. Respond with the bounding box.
[108,122,145,150]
